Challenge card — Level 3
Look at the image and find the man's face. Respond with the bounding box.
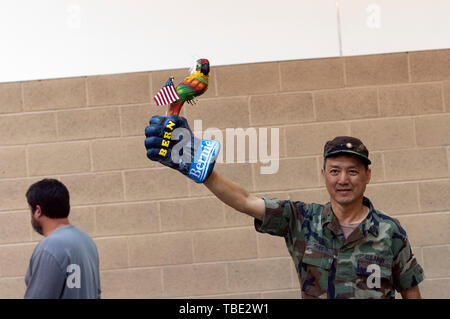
[30,207,44,236]
[322,155,371,207]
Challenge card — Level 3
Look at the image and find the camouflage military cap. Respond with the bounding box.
[324,136,371,165]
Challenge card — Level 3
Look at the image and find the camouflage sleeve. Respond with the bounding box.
[392,235,425,292]
[254,197,308,237]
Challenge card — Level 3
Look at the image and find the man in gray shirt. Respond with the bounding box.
[24,179,101,299]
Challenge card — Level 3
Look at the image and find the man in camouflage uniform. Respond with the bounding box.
[252,136,424,299]
[145,116,424,299]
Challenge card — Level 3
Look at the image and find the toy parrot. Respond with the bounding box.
[153,58,210,116]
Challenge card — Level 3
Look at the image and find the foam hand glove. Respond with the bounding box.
[145,115,220,183]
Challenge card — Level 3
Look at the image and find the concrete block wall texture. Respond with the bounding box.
[0,49,449,298]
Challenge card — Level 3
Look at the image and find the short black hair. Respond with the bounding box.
[323,154,370,170]
[26,179,70,218]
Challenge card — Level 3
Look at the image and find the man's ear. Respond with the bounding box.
[366,168,372,184]
[34,205,42,218]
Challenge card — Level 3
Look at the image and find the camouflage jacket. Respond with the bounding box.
[254,197,424,299]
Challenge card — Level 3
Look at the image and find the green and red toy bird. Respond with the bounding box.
[153,58,210,116]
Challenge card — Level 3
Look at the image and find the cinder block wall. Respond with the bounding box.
[0,49,449,298]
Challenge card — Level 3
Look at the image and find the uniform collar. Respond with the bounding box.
[359,197,379,237]
[322,197,379,238]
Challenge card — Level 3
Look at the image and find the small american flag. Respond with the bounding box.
[153,77,181,106]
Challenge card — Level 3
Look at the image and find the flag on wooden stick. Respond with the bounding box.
[153,77,180,106]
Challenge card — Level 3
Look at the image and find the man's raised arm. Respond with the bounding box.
[145,115,265,221]
[205,171,265,221]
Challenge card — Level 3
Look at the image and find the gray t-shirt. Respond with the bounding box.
[339,221,360,239]
[24,225,101,299]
